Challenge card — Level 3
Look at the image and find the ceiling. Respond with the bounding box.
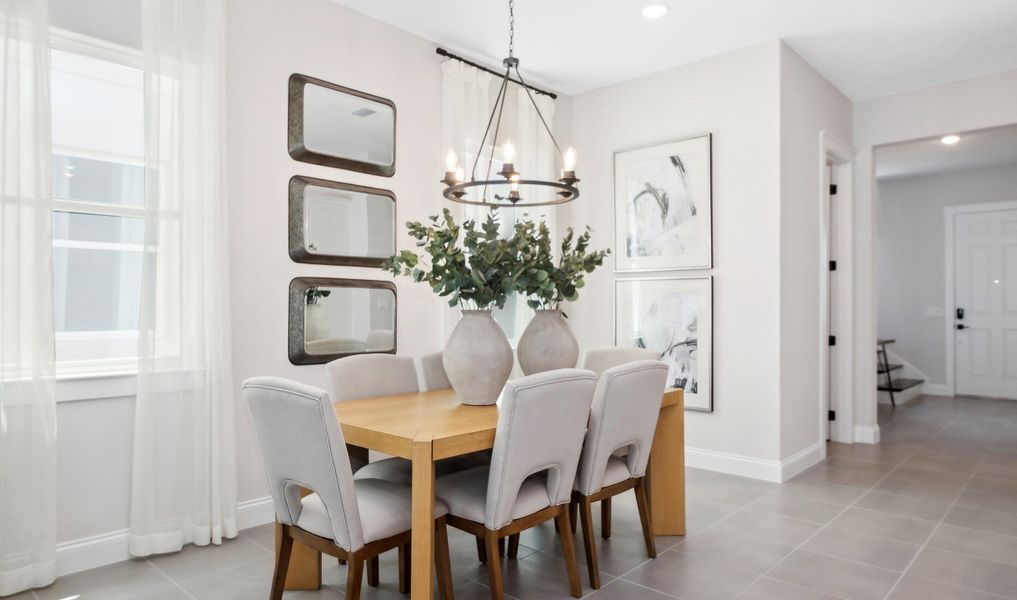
[875,125,1017,180]
[331,0,1017,100]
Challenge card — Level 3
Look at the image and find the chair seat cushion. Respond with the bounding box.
[436,466,551,524]
[602,454,634,488]
[297,479,448,546]
[354,456,481,486]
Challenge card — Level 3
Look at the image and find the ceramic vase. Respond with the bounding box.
[516,308,579,375]
[443,309,514,405]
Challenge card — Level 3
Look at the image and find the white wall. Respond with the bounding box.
[777,44,853,460]
[566,42,785,475]
[877,164,1017,386]
[853,68,1017,438]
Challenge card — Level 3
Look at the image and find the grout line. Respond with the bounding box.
[145,559,197,599]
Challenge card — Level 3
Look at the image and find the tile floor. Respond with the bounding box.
[10,395,1017,600]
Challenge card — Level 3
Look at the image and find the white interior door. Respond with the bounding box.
[954,208,1017,399]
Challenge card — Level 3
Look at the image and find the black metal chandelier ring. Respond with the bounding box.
[442,178,580,207]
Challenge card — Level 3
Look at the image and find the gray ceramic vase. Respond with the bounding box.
[517,309,580,375]
[443,309,514,406]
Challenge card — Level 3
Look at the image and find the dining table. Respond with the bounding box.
[276,386,685,599]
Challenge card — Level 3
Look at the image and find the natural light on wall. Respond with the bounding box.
[50,47,145,372]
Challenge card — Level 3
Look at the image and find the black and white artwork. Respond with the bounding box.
[615,277,713,412]
[614,134,712,271]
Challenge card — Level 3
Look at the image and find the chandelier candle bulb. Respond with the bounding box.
[503,140,516,163]
[441,149,460,185]
[454,167,464,184]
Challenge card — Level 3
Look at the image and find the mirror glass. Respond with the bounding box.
[290,177,395,265]
[289,279,396,364]
[289,75,396,176]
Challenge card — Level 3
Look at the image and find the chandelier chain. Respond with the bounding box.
[508,0,515,58]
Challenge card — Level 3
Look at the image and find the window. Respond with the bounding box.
[50,43,146,375]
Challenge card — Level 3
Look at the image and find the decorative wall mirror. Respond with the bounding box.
[288,176,396,267]
[288,74,396,177]
[288,277,397,365]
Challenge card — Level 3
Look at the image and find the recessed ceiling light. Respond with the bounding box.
[642,4,669,19]
[941,134,960,145]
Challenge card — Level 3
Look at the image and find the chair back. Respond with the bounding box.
[325,354,419,401]
[576,361,669,495]
[243,377,364,550]
[580,346,659,375]
[485,369,597,529]
[421,351,452,391]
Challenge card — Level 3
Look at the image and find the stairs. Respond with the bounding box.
[877,339,923,408]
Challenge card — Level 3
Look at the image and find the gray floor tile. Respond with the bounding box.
[546,527,657,577]
[623,549,759,600]
[779,479,866,505]
[907,546,1017,598]
[672,528,795,574]
[714,509,821,547]
[956,488,1017,514]
[0,592,37,600]
[801,526,921,572]
[942,505,1017,538]
[798,465,887,489]
[887,575,1008,600]
[854,490,952,521]
[239,522,276,552]
[926,524,1017,567]
[477,551,612,600]
[690,476,779,506]
[749,492,846,524]
[33,559,176,600]
[585,578,676,599]
[146,536,271,583]
[871,475,964,504]
[767,549,900,600]
[736,577,842,600]
[829,507,937,545]
[889,465,972,487]
[176,555,273,599]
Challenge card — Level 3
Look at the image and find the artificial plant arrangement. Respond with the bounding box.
[517,223,610,311]
[305,287,331,304]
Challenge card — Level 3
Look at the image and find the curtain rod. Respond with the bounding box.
[435,47,557,99]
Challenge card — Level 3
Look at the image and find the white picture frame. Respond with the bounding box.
[614,276,713,412]
[614,134,713,271]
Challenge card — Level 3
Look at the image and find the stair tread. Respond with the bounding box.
[878,378,923,392]
[877,338,896,346]
[877,363,904,374]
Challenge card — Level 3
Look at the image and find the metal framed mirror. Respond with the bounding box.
[288,176,396,267]
[288,74,396,177]
[288,277,397,365]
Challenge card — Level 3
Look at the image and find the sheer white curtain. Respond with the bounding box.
[129,0,236,556]
[0,0,58,594]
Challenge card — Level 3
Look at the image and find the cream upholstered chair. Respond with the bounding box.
[243,377,453,600]
[436,369,597,600]
[420,351,452,391]
[571,361,668,588]
[580,346,659,375]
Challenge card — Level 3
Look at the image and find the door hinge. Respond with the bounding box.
[829,260,837,271]
[828,335,836,346]
[828,410,836,421]
[829,184,838,195]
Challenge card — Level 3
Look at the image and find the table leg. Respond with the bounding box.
[411,436,436,600]
[278,488,321,590]
[649,401,685,536]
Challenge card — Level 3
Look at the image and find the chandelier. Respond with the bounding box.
[441,0,579,208]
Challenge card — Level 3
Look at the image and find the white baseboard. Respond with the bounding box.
[854,424,881,444]
[922,383,952,396]
[54,496,276,578]
[685,442,825,483]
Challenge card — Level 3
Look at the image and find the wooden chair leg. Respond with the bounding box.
[507,533,520,558]
[484,530,504,600]
[398,543,410,594]
[338,556,347,565]
[498,537,506,557]
[345,552,365,600]
[577,497,601,589]
[601,497,612,539]
[476,536,487,563]
[569,501,578,534]
[270,525,293,600]
[555,508,582,598]
[634,478,657,558]
[367,554,380,587]
[435,518,454,600]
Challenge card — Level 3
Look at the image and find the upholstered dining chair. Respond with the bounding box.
[571,360,668,588]
[436,369,597,600]
[420,351,452,391]
[243,377,454,600]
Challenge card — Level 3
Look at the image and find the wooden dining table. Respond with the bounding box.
[277,387,685,599]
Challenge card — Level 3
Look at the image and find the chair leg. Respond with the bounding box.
[484,531,504,600]
[338,556,347,565]
[269,525,293,600]
[601,497,612,539]
[498,537,506,557]
[345,552,365,600]
[555,508,582,598]
[398,543,410,595]
[634,478,657,558]
[569,501,578,534]
[367,554,380,587]
[507,533,520,558]
[476,536,487,563]
[577,497,601,589]
[435,518,455,600]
